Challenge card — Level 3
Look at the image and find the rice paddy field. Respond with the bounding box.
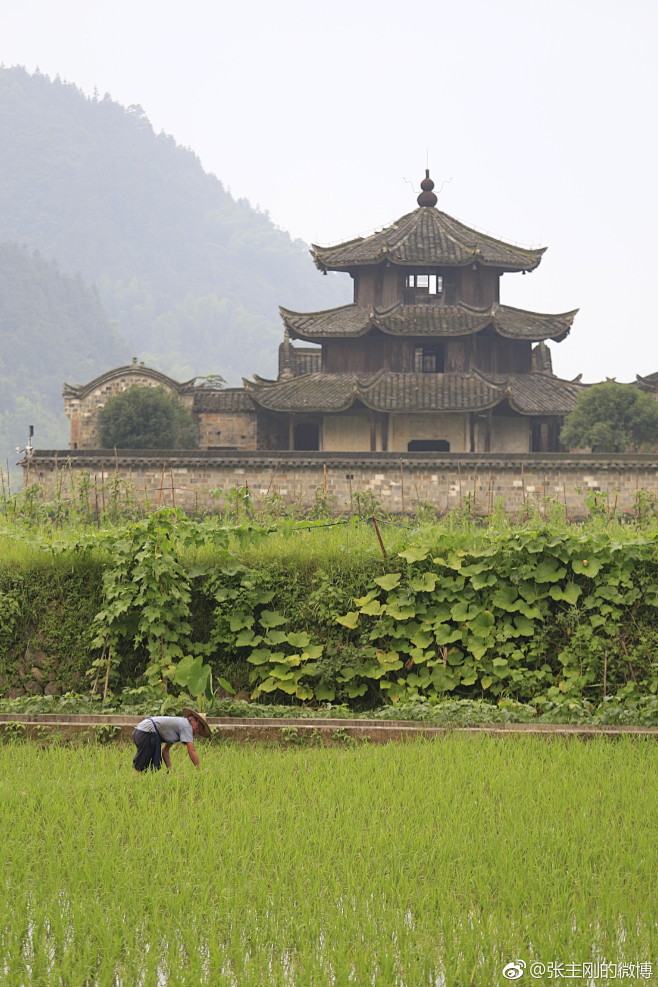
[0,736,657,986]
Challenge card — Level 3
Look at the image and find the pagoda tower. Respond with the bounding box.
[244,173,581,453]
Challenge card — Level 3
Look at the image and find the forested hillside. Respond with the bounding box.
[0,65,347,425]
[0,243,128,471]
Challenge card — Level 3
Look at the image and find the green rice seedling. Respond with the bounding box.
[0,736,657,984]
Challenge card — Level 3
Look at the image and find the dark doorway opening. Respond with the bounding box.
[294,422,320,450]
[407,439,450,452]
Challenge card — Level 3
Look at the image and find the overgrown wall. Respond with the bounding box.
[21,450,658,517]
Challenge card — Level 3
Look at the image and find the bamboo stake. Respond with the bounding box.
[158,459,167,506]
[371,514,387,558]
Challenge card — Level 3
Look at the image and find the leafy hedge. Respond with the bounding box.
[2,511,658,709]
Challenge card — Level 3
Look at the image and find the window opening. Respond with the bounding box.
[405,273,443,295]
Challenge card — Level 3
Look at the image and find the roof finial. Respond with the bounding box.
[417,169,437,208]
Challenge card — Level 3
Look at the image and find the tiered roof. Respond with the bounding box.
[312,207,545,273]
[248,173,579,425]
[244,372,583,417]
[281,302,576,343]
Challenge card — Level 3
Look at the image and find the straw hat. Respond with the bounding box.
[182,707,211,739]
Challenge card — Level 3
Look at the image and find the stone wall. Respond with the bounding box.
[65,366,193,449]
[22,450,658,518]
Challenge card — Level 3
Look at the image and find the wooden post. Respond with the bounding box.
[94,474,100,527]
[399,460,405,513]
[158,459,167,506]
[371,514,387,559]
[323,463,327,496]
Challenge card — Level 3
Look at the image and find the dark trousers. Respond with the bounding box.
[133,728,162,771]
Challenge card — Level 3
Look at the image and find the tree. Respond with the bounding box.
[560,382,658,452]
[97,386,198,449]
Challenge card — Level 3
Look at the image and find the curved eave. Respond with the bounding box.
[493,304,579,343]
[63,364,192,399]
[280,302,577,342]
[482,373,586,416]
[636,373,658,392]
[243,371,511,415]
[243,374,363,413]
[311,208,546,273]
[280,304,371,341]
[312,254,544,275]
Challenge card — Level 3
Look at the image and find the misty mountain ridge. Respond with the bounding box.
[0,64,348,467]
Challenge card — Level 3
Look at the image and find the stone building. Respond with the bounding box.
[65,173,582,454]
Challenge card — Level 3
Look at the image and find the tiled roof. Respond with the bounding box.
[281,303,576,342]
[244,372,506,414]
[192,388,255,413]
[312,208,545,273]
[481,373,585,415]
[244,371,581,416]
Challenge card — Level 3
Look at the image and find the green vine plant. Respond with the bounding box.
[91,509,223,698]
[90,509,268,705]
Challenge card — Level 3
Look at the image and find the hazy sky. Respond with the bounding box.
[4,0,657,383]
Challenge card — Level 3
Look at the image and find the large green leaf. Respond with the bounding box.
[344,682,368,698]
[534,560,568,583]
[235,629,262,647]
[287,631,311,648]
[264,629,287,645]
[385,602,417,620]
[513,615,535,636]
[492,585,521,611]
[548,582,582,604]
[336,611,359,628]
[571,557,602,576]
[398,546,429,563]
[301,645,324,661]
[314,683,336,701]
[468,610,495,637]
[410,573,438,593]
[374,573,402,591]
[173,655,212,700]
[247,648,273,665]
[259,610,287,628]
[451,601,483,622]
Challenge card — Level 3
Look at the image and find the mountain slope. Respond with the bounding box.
[0,66,348,383]
[0,242,129,469]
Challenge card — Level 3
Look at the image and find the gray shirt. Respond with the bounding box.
[136,716,194,744]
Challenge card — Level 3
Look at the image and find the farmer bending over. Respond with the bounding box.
[133,707,211,772]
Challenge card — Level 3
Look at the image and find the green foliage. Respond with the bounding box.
[93,724,120,744]
[7,509,658,714]
[96,385,198,449]
[561,381,658,452]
